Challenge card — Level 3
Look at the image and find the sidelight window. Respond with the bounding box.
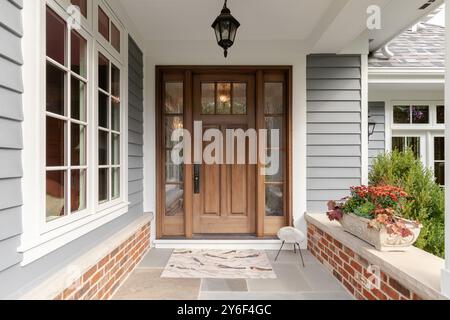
[264,82,286,217]
[164,82,185,216]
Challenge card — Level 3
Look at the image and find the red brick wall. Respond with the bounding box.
[307,223,423,300]
[53,223,150,300]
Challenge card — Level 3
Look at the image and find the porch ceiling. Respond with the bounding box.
[119,0,334,41]
[119,0,444,55]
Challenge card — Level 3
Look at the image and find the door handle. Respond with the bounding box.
[194,164,200,194]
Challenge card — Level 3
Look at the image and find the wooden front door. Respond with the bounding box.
[192,74,256,234]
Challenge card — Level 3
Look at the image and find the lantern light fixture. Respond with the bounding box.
[212,0,241,58]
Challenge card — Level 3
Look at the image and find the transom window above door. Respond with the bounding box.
[201,82,247,115]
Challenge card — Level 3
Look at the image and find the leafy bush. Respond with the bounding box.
[369,150,445,258]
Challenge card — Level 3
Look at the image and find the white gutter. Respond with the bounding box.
[368,68,445,84]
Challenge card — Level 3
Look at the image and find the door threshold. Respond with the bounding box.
[153,238,285,250]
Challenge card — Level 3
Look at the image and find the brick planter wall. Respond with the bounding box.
[307,223,423,300]
[53,223,150,300]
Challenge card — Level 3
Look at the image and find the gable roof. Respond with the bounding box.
[368,23,444,69]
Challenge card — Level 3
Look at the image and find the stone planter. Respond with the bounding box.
[339,214,422,252]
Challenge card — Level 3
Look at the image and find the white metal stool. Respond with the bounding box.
[275,227,306,267]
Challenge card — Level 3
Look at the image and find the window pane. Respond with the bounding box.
[435,163,445,186]
[46,171,66,221]
[98,53,109,92]
[407,137,421,159]
[70,0,87,18]
[112,133,120,165]
[71,123,86,166]
[437,105,445,124]
[98,130,108,165]
[46,63,66,115]
[166,150,183,183]
[71,31,87,77]
[265,116,284,149]
[232,83,247,114]
[216,83,231,114]
[111,22,121,53]
[111,100,120,132]
[98,168,109,203]
[201,83,215,114]
[265,184,283,217]
[112,168,120,200]
[435,137,445,161]
[98,7,109,41]
[111,64,120,99]
[265,83,283,114]
[393,106,410,124]
[98,92,109,129]
[46,7,66,65]
[165,83,183,114]
[165,116,183,148]
[71,78,86,121]
[392,137,405,153]
[46,117,65,167]
[265,150,284,183]
[412,106,429,124]
[165,184,184,216]
[71,169,86,213]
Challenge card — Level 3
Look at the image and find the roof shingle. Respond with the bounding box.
[369,23,444,69]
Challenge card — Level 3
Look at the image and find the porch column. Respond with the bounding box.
[443,0,450,298]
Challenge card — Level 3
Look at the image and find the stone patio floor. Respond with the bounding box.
[112,249,353,300]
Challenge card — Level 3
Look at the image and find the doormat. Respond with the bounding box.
[161,249,277,279]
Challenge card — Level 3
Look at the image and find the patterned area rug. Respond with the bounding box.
[161,249,277,279]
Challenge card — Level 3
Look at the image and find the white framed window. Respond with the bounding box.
[388,101,445,186]
[391,135,425,162]
[20,0,129,265]
[95,47,124,211]
[433,135,445,186]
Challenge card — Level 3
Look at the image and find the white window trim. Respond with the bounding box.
[386,100,445,181]
[20,0,129,266]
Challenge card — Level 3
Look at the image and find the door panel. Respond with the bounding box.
[193,74,256,234]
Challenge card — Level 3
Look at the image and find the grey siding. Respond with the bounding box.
[0,33,146,298]
[368,101,386,168]
[128,36,144,217]
[0,0,23,272]
[306,55,362,212]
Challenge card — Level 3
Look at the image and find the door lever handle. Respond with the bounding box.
[194,164,200,194]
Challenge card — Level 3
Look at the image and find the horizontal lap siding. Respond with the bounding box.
[0,0,23,271]
[128,36,144,216]
[368,102,386,169]
[306,55,362,213]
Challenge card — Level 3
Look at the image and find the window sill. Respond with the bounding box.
[18,202,130,266]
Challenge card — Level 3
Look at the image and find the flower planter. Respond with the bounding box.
[339,213,422,252]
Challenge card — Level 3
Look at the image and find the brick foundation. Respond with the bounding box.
[53,223,150,300]
[307,223,423,300]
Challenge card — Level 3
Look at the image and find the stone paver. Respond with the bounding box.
[113,249,352,300]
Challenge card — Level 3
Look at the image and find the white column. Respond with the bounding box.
[442,0,450,298]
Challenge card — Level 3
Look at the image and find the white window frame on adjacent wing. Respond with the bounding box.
[386,100,445,184]
[20,0,129,265]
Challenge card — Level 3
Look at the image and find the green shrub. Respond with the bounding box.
[369,150,445,258]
